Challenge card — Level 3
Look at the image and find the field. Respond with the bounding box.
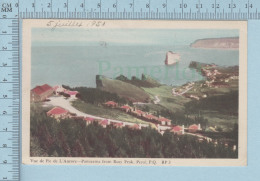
[142,84,238,131]
[142,85,190,111]
[72,100,149,124]
[203,112,238,132]
[97,75,151,102]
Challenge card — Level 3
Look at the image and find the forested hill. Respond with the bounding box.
[30,106,237,158]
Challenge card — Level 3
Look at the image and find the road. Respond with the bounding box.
[172,86,193,96]
[43,96,213,141]
[185,132,213,142]
[153,95,160,104]
[44,96,150,127]
[133,95,160,105]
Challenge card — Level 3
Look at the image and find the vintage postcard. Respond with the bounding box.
[22,20,247,166]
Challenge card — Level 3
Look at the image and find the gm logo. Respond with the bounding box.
[1,3,12,12]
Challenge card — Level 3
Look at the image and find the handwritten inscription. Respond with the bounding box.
[46,20,106,31]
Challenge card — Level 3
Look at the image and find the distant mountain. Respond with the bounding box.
[190,37,239,49]
[96,75,151,102]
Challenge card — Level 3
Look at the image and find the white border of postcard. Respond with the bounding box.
[22,20,247,166]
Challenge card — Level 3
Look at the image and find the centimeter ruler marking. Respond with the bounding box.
[0,0,260,181]
[18,0,260,19]
[0,0,20,180]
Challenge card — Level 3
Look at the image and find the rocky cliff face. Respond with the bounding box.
[96,75,104,88]
[190,37,239,49]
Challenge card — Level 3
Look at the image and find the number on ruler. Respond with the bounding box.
[212,4,220,8]
[245,4,253,8]
[146,3,150,8]
[32,3,35,8]
[129,3,133,8]
[2,63,7,66]
[3,160,7,164]
[80,3,84,8]
[3,177,7,180]
[3,128,7,131]
[2,47,7,50]
[47,3,51,8]
[113,3,117,8]
[2,144,7,148]
[3,111,7,114]
[229,4,236,8]
[3,95,7,98]
[180,4,187,8]
[196,4,202,9]
[64,3,67,8]
[162,3,167,8]
[3,78,7,82]
[97,3,101,8]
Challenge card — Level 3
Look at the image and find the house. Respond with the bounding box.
[188,124,201,133]
[53,85,65,95]
[207,126,217,132]
[47,107,69,120]
[157,124,172,135]
[64,90,79,99]
[230,75,239,80]
[233,145,237,151]
[144,114,158,121]
[111,122,124,128]
[120,105,132,112]
[99,119,110,128]
[132,109,146,117]
[190,94,200,100]
[171,125,184,135]
[127,124,141,130]
[104,101,118,108]
[158,116,171,126]
[211,82,229,88]
[202,94,207,98]
[85,117,95,126]
[31,84,53,102]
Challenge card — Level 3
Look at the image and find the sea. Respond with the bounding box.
[31,45,239,88]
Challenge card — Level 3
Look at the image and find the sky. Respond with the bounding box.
[32,28,239,47]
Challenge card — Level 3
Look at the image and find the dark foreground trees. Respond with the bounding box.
[30,107,237,158]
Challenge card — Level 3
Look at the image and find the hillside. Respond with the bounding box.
[96,75,151,102]
[116,74,161,88]
[190,37,239,49]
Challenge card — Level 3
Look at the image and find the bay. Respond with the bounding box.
[31,45,239,88]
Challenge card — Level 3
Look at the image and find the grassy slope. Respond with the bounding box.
[143,84,238,131]
[72,100,149,124]
[99,78,151,102]
[97,73,238,131]
[186,80,238,96]
[143,85,190,111]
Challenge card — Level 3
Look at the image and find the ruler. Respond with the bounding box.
[0,0,20,181]
[0,0,259,181]
[18,0,260,19]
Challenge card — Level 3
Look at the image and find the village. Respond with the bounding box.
[172,63,239,101]
[30,83,223,145]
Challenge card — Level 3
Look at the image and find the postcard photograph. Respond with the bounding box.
[22,20,247,166]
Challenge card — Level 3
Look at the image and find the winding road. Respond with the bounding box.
[153,95,160,104]
[44,96,149,127]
